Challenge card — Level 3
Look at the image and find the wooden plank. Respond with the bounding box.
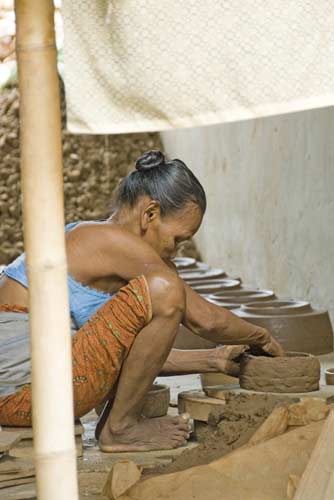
[0,482,36,499]
[0,471,34,483]
[294,409,334,500]
[0,476,35,489]
[9,434,83,459]
[2,421,84,439]
[0,432,22,453]
[0,458,34,475]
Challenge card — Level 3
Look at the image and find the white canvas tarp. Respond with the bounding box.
[63,0,334,134]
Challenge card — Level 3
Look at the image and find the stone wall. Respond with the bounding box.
[161,107,334,321]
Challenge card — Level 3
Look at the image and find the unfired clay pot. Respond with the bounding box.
[239,351,320,393]
[142,384,171,418]
[206,288,276,310]
[237,300,333,355]
[95,384,171,418]
[173,257,196,270]
[200,372,239,388]
[191,278,241,296]
[178,261,210,275]
[179,266,226,283]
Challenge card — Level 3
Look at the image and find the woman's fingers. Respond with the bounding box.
[261,336,285,357]
[223,359,240,377]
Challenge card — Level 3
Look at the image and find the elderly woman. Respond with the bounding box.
[0,150,283,452]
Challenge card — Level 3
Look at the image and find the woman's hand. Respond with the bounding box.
[258,328,284,357]
[212,332,284,377]
[213,345,249,376]
[250,327,284,356]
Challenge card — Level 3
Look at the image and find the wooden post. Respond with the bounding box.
[14,1,78,499]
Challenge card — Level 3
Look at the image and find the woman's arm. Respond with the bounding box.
[160,345,247,376]
[67,225,283,356]
[182,283,284,356]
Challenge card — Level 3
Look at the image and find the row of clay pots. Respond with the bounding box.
[173,257,334,356]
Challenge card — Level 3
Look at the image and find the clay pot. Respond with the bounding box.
[142,384,171,418]
[191,278,241,296]
[200,372,239,388]
[237,300,333,355]
[173,257,196,270]
[95,384,170,418]
[179,266,225,283]
[325,368,334,385]
[206,288,275,310]
[178,261,209,274]
[239,351,320,393]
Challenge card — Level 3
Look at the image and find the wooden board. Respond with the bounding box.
[198,383,334,401]
[0,482,36,499]
[0,471,34,483]
[0,476,35,490]
[9,434,83,459]
[0,457,34,475]
[2,421,84,438]
[78,441,199,473]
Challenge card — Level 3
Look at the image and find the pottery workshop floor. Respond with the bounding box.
[2,357,334,499]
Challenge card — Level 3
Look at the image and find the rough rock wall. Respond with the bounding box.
[0,83,163,264]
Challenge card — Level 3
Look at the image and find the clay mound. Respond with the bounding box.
[153,392,293,476]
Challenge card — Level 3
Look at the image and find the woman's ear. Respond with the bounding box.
[141,200,161,231]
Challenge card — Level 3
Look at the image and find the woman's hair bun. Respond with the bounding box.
[135,150,165,172]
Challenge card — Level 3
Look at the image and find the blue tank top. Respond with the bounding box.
[3,222,113,329]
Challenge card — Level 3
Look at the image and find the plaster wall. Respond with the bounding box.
[161,107,334,321]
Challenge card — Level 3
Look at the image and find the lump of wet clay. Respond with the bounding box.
[288,398,329,425]
[239,352,320,393]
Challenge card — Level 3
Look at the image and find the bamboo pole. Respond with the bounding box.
[14,1,78,499]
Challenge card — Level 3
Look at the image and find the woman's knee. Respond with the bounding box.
[145,271,185,319]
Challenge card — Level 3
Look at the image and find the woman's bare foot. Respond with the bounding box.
[98,414,191,452]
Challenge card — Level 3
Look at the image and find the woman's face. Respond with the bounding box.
[143,202,203,260]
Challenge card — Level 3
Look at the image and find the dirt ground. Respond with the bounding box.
[0,81,163,265]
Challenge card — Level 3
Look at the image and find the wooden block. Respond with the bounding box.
[103,460,141,499]
[0,432,22,453]
[178,390,226,422]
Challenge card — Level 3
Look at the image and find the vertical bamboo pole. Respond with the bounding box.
[15,1,78,499]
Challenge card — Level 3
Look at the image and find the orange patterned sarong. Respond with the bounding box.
[0,276,152,426]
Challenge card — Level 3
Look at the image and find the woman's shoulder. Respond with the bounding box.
[66,220,146,257]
